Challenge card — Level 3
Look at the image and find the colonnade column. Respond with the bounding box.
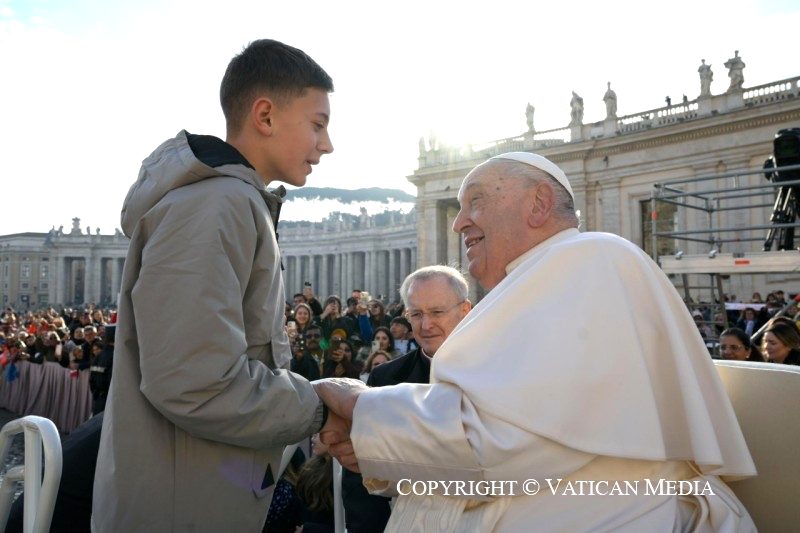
[446,205,462,269]
[293,255,302,295]
[320,255,329,298]
[600,178,622,236]
[400,248,409,285]
[70,259,80,304]
[55,256,67,305]
[309,255,317,292]
[364,251,372,296]
[333,254,341,297]
[388,249,396,301]
[344,253,353,295]
[111,258,121,305]
[83,255,92,304]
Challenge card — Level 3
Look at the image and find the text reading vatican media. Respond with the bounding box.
[396,479,715,498]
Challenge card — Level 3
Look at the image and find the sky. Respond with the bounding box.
[1,0,798,235]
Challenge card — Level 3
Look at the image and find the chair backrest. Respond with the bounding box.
[714,360,800,532]
[0,415,62,533]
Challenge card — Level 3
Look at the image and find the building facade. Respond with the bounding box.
[411,63,800,302]
[3,58,797,309]
[279,210,417,303]
[0,218,128,309]
[0,211,417,310]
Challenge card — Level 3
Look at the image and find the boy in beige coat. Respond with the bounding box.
[93,39,339,532]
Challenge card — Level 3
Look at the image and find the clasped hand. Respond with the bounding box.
[313,378,368,472]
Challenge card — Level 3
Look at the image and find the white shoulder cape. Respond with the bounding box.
[433,229,755,477]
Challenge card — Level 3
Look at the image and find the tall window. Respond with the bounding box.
[40,264,49,279]
[641,199,677,258]
[21,264,31,279]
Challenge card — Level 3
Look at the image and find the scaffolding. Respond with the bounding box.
[649,162,800,346]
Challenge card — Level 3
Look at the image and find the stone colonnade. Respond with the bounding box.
[53,255,126,305]
[280,211,417,304]
[283,248,417,303]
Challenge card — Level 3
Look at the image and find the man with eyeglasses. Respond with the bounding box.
[342,266,471,532]
[372,266,470,385]
[315,152,756,531]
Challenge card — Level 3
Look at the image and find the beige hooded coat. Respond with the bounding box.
[92,131,322,532]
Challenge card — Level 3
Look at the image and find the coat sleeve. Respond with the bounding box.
[351,383,595,487]
[132,185,323,449]
[358,314,374,343]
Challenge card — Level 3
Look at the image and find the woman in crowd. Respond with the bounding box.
[719,327,763,362]
[322,339,360,379]
[761,318,800,365]
[291,303,316,339]
[367,299,391,330]
[91,309,106,327]
[359,349,392,383]
[372,326,397,358]
[319,296,354,346]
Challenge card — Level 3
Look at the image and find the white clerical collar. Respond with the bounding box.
[505,228,581,275]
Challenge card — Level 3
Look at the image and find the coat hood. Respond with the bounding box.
[121,130,284,236]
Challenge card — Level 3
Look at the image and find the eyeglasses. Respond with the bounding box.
[305,333,321,339]
[720,344,744,352]
[406,301,465,323]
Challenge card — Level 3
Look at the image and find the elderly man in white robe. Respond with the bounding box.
[314,153,756,532]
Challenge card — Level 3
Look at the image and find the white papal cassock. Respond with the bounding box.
[352,229,756,532]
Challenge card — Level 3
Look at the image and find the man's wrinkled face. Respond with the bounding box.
[405,277,470,356]
[452,163,533,290]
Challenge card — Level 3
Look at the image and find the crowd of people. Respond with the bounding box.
[689,289,800,364]
[286,285,417,385]
[0,36,793,531]
[0,281,798,531]
[0,306,115,414]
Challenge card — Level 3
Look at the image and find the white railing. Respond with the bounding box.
[0,416,62,533]
[419,74,799,169]
[743,76,800,106]
[467,128,570,160]
[618,101,700,134]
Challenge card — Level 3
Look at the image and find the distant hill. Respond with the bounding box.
[284,187,415,204]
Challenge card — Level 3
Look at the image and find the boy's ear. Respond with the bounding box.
[252,97,275,136]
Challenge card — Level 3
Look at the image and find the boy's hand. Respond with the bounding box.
[312,378,367,420]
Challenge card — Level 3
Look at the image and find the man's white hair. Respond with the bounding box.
[496,161,580,227]
[399,265,469,307]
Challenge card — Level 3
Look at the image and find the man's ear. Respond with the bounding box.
[527,183,554,227]
[251,97,275,136]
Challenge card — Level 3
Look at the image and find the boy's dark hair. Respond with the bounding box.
[220,39,334,135]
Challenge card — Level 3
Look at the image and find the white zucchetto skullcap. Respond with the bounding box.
[488,152,574,200]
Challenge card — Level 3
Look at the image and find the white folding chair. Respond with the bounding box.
[0,415,62,533]
[714,360,800,532]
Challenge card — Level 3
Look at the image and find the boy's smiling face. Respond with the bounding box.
[261,87,333,186]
